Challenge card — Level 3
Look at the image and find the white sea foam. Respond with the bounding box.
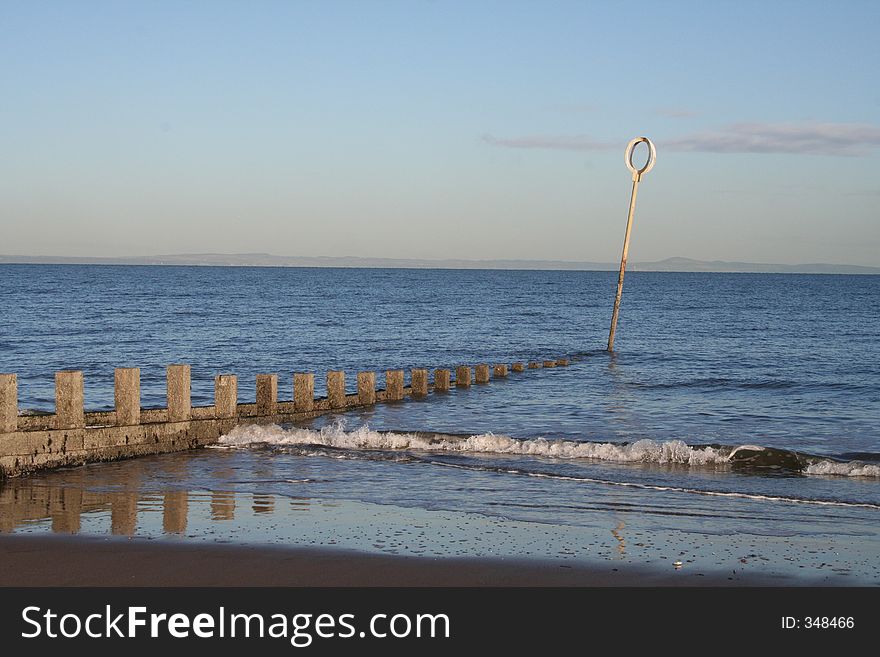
[219,423,727,465]
[804,461,880,478]
[219,423,880,479]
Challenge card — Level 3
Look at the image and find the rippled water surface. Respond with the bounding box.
[1,265,878,582]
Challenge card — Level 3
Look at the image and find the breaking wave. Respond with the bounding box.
[218,423,880,479]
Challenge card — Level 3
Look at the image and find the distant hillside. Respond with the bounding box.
[628,257,880,274]
[1,253,878,274]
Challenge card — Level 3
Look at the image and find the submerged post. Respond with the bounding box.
[608,136,656,352]
[411,369,428,397]
[434,369,451,391]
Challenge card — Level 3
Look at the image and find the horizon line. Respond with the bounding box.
[1,253,879,274]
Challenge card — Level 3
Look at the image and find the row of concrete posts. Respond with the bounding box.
[0,359,570,432]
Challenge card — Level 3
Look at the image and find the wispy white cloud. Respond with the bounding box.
[483,122,880,157]
[667,122,880,156]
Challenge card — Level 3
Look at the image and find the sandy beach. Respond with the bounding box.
[0,534,788,587]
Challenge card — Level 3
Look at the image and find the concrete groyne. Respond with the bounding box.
[0,358,570,478]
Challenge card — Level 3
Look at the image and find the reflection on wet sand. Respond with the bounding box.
[111,492,138,536]
[252,494,274,514]
[51,488,82,534]
[162,491,189,534]
[0,475,287,538]
[211,491,235,521]
[611,519,626,557]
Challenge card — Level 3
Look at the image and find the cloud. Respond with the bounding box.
[483,121,880,157]
[666,122,880,156]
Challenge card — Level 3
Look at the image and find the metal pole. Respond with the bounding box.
[607,137,655,352]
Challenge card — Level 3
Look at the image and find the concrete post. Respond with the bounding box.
[456,366,471,387]
[55,370,84,429]
[215,374,238,418]
[528,362,541,369]
[357,371,376,405]
[411,369,428,396]
[434,369,451,391]
[294,373,314,412]
[114,368,140,426]
[166,365,191,422]
[0,374,17,433]
[512,362,525,372]
[557,358,570,366]
[493,364,509,377]
[386,370,404,400]
[475,364,490,384]
[327,371,345,409]
[256,374,278,416]
[543,360,557,368]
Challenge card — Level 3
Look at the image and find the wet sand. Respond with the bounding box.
[0,534,780,587]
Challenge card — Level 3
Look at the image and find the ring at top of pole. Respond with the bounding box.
[625,136,656,181]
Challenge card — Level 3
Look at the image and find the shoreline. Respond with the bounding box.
[0,534,824,587]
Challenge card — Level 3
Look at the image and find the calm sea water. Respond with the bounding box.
[1,265,878,581]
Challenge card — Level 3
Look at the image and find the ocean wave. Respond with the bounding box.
[804,461,880,477]
[218,424,879,479]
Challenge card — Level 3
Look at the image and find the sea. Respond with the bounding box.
[1,265,878,583]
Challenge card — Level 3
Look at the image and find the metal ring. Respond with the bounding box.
[624,137,656,178]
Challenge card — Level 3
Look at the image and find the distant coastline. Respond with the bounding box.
[1,253,878,274]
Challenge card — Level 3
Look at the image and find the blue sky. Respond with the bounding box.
[1,0,878,264]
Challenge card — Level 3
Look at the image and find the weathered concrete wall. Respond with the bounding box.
[0,355,573,478]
